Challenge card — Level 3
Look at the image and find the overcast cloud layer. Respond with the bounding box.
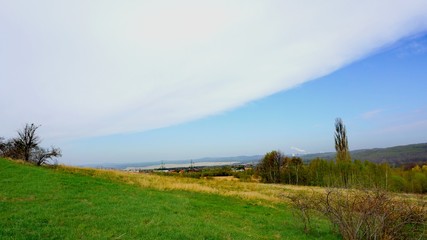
[2,0,427,139]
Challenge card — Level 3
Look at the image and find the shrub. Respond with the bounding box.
[288,189,426,240]
[287,191,322,233]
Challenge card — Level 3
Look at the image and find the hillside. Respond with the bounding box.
[302,143,427,166]
[0,158,337,240]
[88,143,427,169]
[83,155,262,169]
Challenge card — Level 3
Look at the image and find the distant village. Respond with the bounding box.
[124,161,255,174]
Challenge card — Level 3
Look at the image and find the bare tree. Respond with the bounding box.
[31,146,62,166]
[0,138,20,159]
[0,137,5,155]
[4,123,62,165]
[15,123,41,161]
[334,118,350,163]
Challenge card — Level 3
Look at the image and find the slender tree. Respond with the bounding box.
[291,157,303,185]
[334,118,350,163]
[334,118,351,187]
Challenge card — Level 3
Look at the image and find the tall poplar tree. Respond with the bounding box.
[334,118,351,163]
[334,118,351,187]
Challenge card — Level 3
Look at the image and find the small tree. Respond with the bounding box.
[0,137,5,155]
[3,123,62,165]
[283,157,304,185]
[15,123,41,161]
[257,150,283,183]
[31,146,62,166]
[1,138,22,159]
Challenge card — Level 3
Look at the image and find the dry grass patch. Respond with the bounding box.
[211,176,239,181]
[53,165,328,204]
[53,164,425,208]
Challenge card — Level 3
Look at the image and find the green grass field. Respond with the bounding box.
[0,158,338,239]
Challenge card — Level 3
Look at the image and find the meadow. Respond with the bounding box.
[0,158,338,240]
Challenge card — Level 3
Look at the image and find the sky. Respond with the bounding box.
[1,1,427,165]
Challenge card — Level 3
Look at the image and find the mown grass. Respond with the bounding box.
[0,158,338,239]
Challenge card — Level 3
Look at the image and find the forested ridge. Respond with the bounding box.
[302,143,427,166]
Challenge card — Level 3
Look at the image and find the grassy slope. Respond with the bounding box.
[0,159,338,240]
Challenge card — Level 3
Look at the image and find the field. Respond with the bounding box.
[0,158,338,239]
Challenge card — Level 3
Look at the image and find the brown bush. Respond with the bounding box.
[288,189,426,240]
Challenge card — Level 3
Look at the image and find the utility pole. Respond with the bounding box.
[190,160,194,170]
[160,160,165,170]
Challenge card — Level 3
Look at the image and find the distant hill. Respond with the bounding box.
[83,155,262,169]
[84,143,427,169]
[302,143,427,166]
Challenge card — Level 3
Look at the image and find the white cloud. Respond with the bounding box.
[380,120,427,134]
[1,0,427,139]
[397,35,427,57]
[291,147,306,153]
[362,109,384,120]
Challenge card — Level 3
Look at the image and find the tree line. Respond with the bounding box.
[0,123,61,166]
[256,118,427,193]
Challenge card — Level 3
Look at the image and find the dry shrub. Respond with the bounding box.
[287,191,322,233]
[288,189,426,240]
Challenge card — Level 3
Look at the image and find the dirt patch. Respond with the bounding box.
[211,176,239,181]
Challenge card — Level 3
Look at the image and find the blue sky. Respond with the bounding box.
[62,34,427,165]
[1,1,427,165]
